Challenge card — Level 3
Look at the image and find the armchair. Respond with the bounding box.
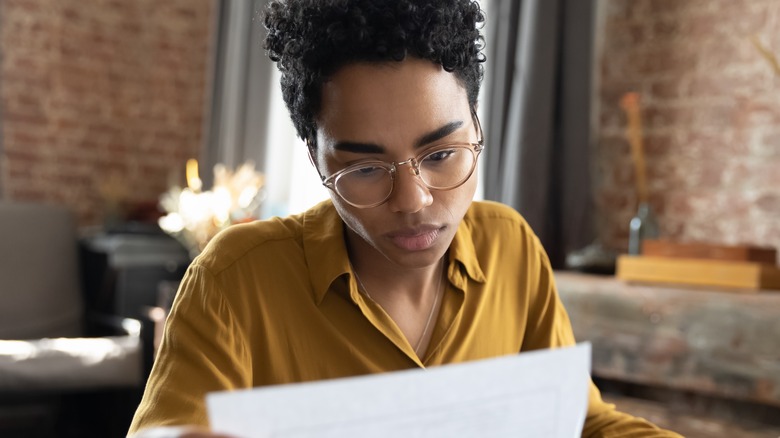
[0,201,146,437]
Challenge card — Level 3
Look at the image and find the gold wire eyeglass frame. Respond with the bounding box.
[318,111,484,209]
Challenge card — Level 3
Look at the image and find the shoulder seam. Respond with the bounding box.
[200,221,303,276]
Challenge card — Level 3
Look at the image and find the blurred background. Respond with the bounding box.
[0,0,779,437]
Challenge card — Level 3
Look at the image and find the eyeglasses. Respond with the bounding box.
[320,113,484,209]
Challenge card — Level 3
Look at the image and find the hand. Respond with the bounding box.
[130,426,239,438]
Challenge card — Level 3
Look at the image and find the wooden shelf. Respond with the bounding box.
[555,271,780,409]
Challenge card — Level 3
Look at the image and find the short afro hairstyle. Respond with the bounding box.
[263,0,486,149]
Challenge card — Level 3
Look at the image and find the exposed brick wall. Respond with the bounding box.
[595,0,780,255]
[0,0,213,226]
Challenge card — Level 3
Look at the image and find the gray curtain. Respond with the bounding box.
[201,0,273,187]
[483,0,595,268]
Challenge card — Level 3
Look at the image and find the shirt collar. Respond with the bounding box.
[302,200,352,305]
[302,200,486,305]
[449,214,486,286]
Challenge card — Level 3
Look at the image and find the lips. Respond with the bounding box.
[386,225,443,251]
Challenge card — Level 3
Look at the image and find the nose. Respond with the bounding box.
[386,160,433,213]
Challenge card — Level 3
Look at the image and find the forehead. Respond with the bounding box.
[316,58,470,147]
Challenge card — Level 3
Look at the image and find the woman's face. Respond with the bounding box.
[315,57,479,270]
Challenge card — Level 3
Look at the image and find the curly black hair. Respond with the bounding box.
[263,0,486,149]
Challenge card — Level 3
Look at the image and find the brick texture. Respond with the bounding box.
[0,0,213,226]
[595,0,780,256]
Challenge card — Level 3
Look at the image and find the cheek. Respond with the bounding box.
[463,172,479,199]
[330,196,376,239]
[440,173,478,216]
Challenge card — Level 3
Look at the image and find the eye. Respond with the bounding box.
[424,149,457,163]
[345,164,387,180]
[357,166,381,175]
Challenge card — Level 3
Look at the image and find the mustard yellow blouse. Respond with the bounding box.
[129,200,680,437]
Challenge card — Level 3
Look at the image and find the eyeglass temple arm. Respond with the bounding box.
[470,109,484,148]
[305,140,330,183]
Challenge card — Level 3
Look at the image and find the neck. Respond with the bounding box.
[346,229,446,358]
[346,226,446,298]
[353,256,445,304]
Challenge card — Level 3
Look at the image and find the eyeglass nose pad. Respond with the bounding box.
[407,158,420,176]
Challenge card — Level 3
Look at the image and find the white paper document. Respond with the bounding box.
[207,343,591,438]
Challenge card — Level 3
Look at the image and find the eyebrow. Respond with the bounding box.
[332,120,465,154]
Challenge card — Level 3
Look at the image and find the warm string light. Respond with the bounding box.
[186,158,203,192]
[158,160,265,256]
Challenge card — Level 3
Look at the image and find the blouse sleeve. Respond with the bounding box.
[521,242,682,438]
[128,263,252,434]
